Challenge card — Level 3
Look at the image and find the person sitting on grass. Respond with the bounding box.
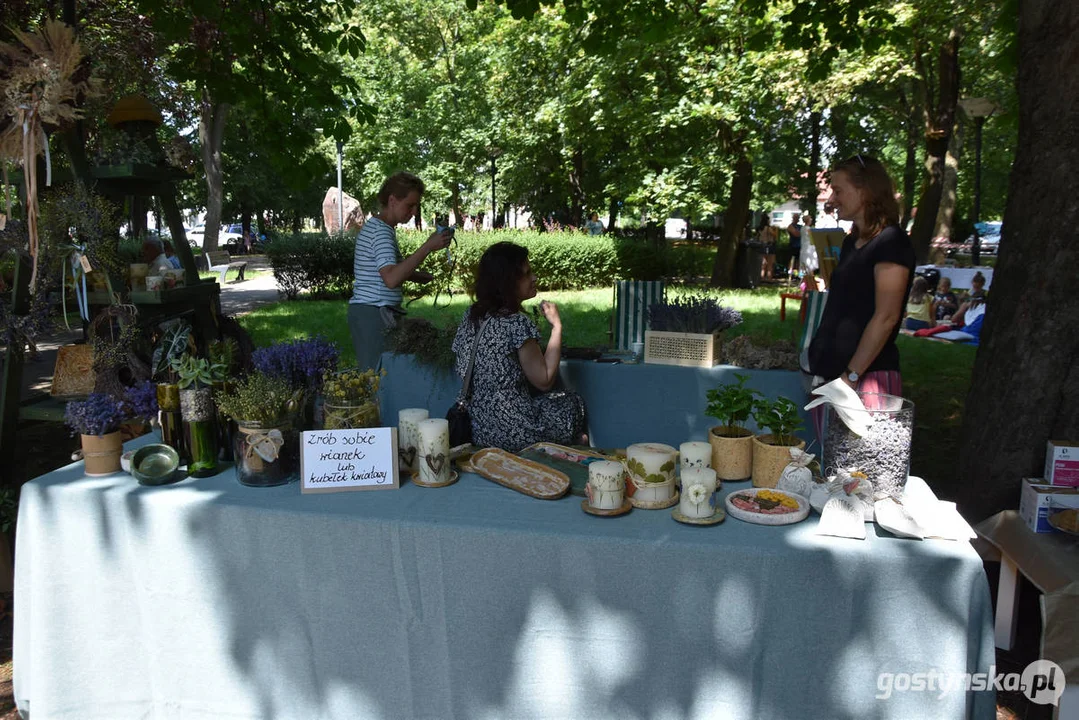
[933,276,958,321]
[903,276,935,331]
[950,271,988,327]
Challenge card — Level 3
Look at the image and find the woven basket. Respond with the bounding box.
[644,330,722,368]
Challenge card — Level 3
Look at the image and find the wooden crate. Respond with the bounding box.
[644,330,722,368]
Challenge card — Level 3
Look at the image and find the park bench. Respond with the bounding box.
[205,250,247,284]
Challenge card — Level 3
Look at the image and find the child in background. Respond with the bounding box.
[903,276,936,330]
[799,268,824,293]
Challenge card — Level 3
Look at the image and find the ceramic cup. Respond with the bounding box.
[587,460,625,510]
[631,341,645,361]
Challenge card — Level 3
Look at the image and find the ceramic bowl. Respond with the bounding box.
[131,444,181,486]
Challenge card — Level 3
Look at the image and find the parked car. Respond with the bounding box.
[184,224,242,249]
[964,221,1003,255]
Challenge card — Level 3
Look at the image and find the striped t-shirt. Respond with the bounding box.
[350,217,402,306]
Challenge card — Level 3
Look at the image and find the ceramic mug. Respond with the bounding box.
[631,341,644,362]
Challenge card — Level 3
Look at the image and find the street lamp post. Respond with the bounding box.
[336,139,344,232]
[487,145,502,230]
[959,98,996,267]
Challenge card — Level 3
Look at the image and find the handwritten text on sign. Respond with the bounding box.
[300,427,400,493]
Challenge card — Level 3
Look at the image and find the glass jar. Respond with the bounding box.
[233,419,298,487]
[180,387,219,478]
[320,399,380,430]
[213,381,235,462]
[823,392,914,499]
[156,382,188,465]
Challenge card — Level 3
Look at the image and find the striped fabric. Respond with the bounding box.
[350,217,403,307]
[798,290,828,372]
[613,280,665,350]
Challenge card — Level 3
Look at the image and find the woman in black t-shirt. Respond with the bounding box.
[807,155,915,401]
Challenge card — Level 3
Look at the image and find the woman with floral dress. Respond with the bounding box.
[452,242,587,451]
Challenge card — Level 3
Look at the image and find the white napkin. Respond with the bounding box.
[874,497,926,539]
[816,496,868,539]
[803,378,873,437]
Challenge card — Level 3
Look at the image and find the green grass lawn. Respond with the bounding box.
[238,284,974,496]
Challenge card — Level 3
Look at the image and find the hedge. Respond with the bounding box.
[266,229,715,299]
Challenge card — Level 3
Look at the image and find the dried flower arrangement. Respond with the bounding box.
[215,372,301,426]
[646,294,742,335]
[64,392,127,436]
[252,336,339,391]
[122,379,159,425]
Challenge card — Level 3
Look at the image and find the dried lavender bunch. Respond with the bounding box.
[65,392,127,436]
[647,295,742,334]
[251,336,339,391]
[122,380,159,424]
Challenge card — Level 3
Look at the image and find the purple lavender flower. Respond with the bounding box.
[65,393,127,436]
[251,336,340,391]
[122,380,160,424]
[647,295,743,334]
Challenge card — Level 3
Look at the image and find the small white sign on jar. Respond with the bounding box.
[300,427,400,493]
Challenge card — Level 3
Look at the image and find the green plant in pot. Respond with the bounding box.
[705,374,760,482]
[215,372,304,487]
[171,353,228,477]
[750,396,807,489]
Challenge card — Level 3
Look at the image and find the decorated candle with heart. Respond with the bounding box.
[417,418,451,485]
[398,408,429,475]
[679,441,712,472]
[625,442,678,502]
[587,460,625,510]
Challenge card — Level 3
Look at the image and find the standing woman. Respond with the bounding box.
[807,155,915,399]
[757,215,777,282]
[452,242,587,451]
[349,172,451,370]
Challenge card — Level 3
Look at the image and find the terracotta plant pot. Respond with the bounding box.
[709,426,754,482]
[81,431,123,475]
[752,434,807,489]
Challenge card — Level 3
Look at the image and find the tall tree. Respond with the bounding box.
[956,0,1078,521]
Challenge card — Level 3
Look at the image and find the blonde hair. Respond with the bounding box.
[909,276,929,304]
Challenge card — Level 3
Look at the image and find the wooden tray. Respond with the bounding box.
[519,442,613,497]
[467,448,570,500]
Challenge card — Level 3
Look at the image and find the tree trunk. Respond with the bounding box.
[956,0,1079,522]
[933,121,964,241]
[608,197,620,229]
[451,183,463,227]
[900,102,919,230]
[710,153,752,287]
[199,92,230,252]
[569,145,584,227]
[803,110,822,216]
[909,30,961,264]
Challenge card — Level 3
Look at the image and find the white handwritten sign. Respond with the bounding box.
[300,427,400,493]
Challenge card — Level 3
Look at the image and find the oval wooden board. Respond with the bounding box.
[467,448,571,499]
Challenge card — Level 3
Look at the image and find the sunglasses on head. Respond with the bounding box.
[856,153,866,168]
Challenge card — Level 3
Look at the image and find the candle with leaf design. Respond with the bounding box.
[417,418,451,485]
[625,443,678,502]
[587,460,625,510]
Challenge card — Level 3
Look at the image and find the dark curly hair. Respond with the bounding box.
[469,242,530,326]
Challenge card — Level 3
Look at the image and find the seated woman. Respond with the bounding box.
[933,276,958,321]
[903,276,936,331]
[452,242,587,451]
[950,271,988,327]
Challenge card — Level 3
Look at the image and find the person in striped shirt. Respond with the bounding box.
[349,172,452,370]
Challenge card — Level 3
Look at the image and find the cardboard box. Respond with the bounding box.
[1019,477,1079,533]
[1044,441,1079,487]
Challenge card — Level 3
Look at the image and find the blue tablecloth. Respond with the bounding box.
[15,435,995,719]
[379,353,814,450]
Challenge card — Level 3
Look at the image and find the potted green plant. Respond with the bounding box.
[215,372,303,487]
[705,374,760,482]
[65,392,127,475]
[750,396,807,489]
[319,368,384,430]
[171,353,228,477]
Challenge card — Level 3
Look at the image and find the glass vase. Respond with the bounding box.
[320,399,380,430]
[180,387,219,478]
[156,382,188,465]
[823,392,914,499]
[233,419,297,487]
[213,381,235,462]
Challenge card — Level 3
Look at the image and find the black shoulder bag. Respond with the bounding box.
[446,318,488,447]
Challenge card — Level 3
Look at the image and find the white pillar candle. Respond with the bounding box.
[588,460,625,510]
[681,466,717,494]
[397,408,429,474]
[680,478,715,519]
[417,418,450,484]
[625,443,678,502]
[680,441,712,471]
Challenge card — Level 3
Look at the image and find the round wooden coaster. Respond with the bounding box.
[630,489,679,510]
[672,507,726,526]
[581,498,632,517]
[411,470,459,488]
